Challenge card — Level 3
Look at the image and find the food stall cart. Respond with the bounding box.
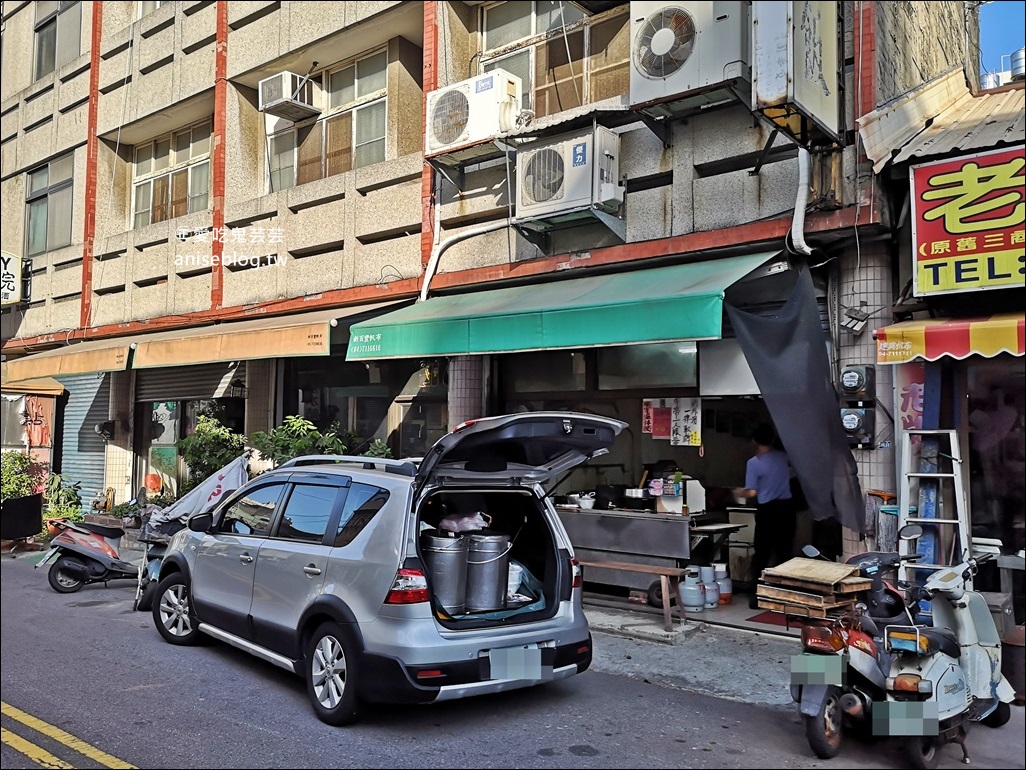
[555,482,747,604]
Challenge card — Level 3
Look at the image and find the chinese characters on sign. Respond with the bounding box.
[1,251,24,306]
[910,146,1025,297]
[643,398,701,445]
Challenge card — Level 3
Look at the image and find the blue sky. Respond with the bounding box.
[979,1,1025,74]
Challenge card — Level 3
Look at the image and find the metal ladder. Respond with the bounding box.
[896,429,973,590]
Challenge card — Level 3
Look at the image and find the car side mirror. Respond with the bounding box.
[188,511,213,533]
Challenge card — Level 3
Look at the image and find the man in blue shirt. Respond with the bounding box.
[733,423,796,609]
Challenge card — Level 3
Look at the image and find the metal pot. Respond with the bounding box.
[624,488,650,500]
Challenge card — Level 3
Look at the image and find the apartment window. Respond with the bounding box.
[139,1,165,17]
[481,1,628,119]
[133,119,212,229]
[25,154,74,257]
[34,1,81,80]
[267,49,388,192]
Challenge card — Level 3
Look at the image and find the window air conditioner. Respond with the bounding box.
[425,70,522,158]
[258,72,321,122]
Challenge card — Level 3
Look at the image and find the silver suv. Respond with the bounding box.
[151,412,626,725]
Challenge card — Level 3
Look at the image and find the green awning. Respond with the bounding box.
[345,252,777,361]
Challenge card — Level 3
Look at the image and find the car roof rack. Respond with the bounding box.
[278,455,418,477]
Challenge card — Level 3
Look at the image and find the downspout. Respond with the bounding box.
[419,220,511,302]
[790,148,814,257]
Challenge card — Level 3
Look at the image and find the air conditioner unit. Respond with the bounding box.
[514,125,625,228]
[258,72,321,122]
[629,1,751,117]
[425,70,522,158]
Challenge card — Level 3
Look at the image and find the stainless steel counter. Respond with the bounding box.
[556,506,692,560]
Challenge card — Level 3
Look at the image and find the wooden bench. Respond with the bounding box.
[577,559,688,632]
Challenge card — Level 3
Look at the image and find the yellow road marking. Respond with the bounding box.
[1,727,74,769]
[1,702,136,769]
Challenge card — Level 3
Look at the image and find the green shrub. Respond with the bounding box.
[176,415,246,492]
[1,451,38,502]
[362,438,393,458]
[250,415,348,467]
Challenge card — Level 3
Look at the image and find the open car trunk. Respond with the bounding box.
[417,488,568,629]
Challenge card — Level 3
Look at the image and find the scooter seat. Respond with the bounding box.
[80,521,125,539]
[919,627,960,659]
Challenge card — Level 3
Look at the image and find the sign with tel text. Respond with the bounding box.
[910,145,1025,297]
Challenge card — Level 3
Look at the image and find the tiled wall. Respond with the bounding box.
[104,370,134,503]
[447,356,483,430]
[837,239,895,557]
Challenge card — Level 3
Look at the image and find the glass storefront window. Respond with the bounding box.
[597,342,697,390]
[966,358,1025,557]
[505,350,586,392]
[136,397,244,499]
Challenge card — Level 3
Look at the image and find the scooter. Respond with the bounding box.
[791,526,925,759]
[879,547,1015,769]
[35,517,141,593]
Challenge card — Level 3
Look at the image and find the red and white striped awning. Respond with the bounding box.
[874,313,1025,365]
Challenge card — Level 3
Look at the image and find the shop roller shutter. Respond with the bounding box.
[55,373,110,509]
[135,362,244,402]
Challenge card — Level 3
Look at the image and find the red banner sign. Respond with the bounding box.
[910,145,1025,297]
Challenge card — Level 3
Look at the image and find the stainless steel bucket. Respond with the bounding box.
[466,534,511,611]
[422,534,468,615]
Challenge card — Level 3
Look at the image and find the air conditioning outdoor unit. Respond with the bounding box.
[425,70,522,158]
[258,72,321,122]
[629,1,751,117]
[514,125,625,237]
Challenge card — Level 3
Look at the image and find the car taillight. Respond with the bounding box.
[452,420,476,433]
[571,557,583,589]
[385,568,430,604]
[801,624,844,653]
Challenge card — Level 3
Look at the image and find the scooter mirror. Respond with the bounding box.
[898,523,923,541]
[801,545,822,559]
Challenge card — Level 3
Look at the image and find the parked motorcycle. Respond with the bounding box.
[879,548,1014,769]
[35,517,140,593]
[791,525,925,759]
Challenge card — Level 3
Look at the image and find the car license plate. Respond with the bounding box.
[487,644,555,681]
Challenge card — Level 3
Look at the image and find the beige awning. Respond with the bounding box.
[0,372,66,396]
[131,302,406,368]
[2,338,132,382]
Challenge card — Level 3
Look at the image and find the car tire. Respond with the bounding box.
[305,621,362,726]
[152,573,203,646]
[48,556,86,593]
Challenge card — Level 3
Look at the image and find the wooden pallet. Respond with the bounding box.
[756,598,856,618]
[758,573,872,595]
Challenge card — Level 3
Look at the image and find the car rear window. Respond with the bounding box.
[334,482,389,547]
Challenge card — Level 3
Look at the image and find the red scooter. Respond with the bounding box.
[35,518,140,593]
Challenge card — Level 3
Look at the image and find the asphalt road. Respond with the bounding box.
[2,554,1023,769]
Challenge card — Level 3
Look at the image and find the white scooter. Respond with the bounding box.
[877,547,1014,769]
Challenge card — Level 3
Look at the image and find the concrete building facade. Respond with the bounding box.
[1,1,981,560]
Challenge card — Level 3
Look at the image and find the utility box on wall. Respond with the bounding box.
[840,365,875,403]
[841,407,874,448]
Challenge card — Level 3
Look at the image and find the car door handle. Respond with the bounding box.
[239,554,254,564]
[303,565,322,576]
